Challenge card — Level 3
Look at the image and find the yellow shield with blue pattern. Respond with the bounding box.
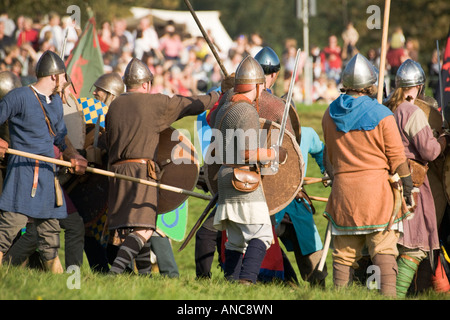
[78,97,108,127]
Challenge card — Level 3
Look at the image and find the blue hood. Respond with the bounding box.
[329,94,393,133]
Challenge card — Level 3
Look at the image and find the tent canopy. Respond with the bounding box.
[128,7,233,55]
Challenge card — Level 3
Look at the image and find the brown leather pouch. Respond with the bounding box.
[408,159,428,187]
[231,167,260,192]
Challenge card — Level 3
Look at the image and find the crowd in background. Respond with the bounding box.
[0,12,443,104]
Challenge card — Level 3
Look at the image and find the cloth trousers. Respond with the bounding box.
[6,212,84,268]
[224,221,273,253]
[195,210,220,278]
[4,216,61,263]
[0,210,28,254]
[332,230,400,268]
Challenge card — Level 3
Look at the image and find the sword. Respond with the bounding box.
[5,148,213,201]
[183,0,229,77]
[178,193,218,252]
[264,48,301,175]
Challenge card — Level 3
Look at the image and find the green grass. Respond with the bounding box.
[1,102,449,301]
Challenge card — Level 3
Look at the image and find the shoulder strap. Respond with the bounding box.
[30,87,56,137]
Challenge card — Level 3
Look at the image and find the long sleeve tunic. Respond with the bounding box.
[322,95,407,232]
[393,101,441,251]
[0,86,68,219]
[106,91,219,230]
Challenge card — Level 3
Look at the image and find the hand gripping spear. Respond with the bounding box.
[5,148,213,202]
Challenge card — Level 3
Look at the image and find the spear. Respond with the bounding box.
[6,148,212,201]
[377,0,391,103]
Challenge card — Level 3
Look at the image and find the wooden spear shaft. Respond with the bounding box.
[377,0,391,103]
[183,0,229,77]
[6,148,213,201]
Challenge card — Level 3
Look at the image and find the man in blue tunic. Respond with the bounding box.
[0,50,87,272]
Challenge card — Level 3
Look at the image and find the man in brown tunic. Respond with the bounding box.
[106,58,220,274]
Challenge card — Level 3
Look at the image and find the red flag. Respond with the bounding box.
[65,15,104,99]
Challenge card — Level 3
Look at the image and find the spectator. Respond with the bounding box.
[16,17,39,51]
[61,15,79,60]
[159,22,183,64]
[133,16,161,61]
[341,22,359,67]
[39,12,64,54]
[13,15,25,41]
[0,13,16,38]
[98,21,112,55]
[321,35,342,84]
[428,49,441,100]
[311,44,323,80]
[0,20,14,60]
[229,34,249,58]
[386,27,408,81]
[405,38,419,62]
[367,47,380,69]
[248,33,264,57]
[313,74,328,102]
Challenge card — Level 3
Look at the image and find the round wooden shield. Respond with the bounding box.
[415,98,443,136]
[259,119,304,214]
[156,127,200,214]
[203,118,304,215]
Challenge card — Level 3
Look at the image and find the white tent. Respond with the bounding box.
[128,7,233,55]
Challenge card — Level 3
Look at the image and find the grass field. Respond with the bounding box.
[1,102,449,303]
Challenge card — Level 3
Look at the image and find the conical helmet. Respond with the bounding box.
[254,47,281,75]
[395,59,425,88]
[93,72,124,97]
[234,55,265,93]
[123,58,154,87]
[341,53,377,89]
[35,50,66,78]
[0,71,22,99]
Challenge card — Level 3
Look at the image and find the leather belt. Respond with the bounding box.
[113,158,159,180]
[113,158,149,165]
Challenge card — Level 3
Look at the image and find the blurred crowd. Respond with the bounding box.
[0,12,443,104]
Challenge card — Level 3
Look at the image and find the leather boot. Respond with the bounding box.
[43,256,64,274]
[396,254,420,298]
[239,239,267,284]
[333,262,353,288]
[372,254,398,297]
